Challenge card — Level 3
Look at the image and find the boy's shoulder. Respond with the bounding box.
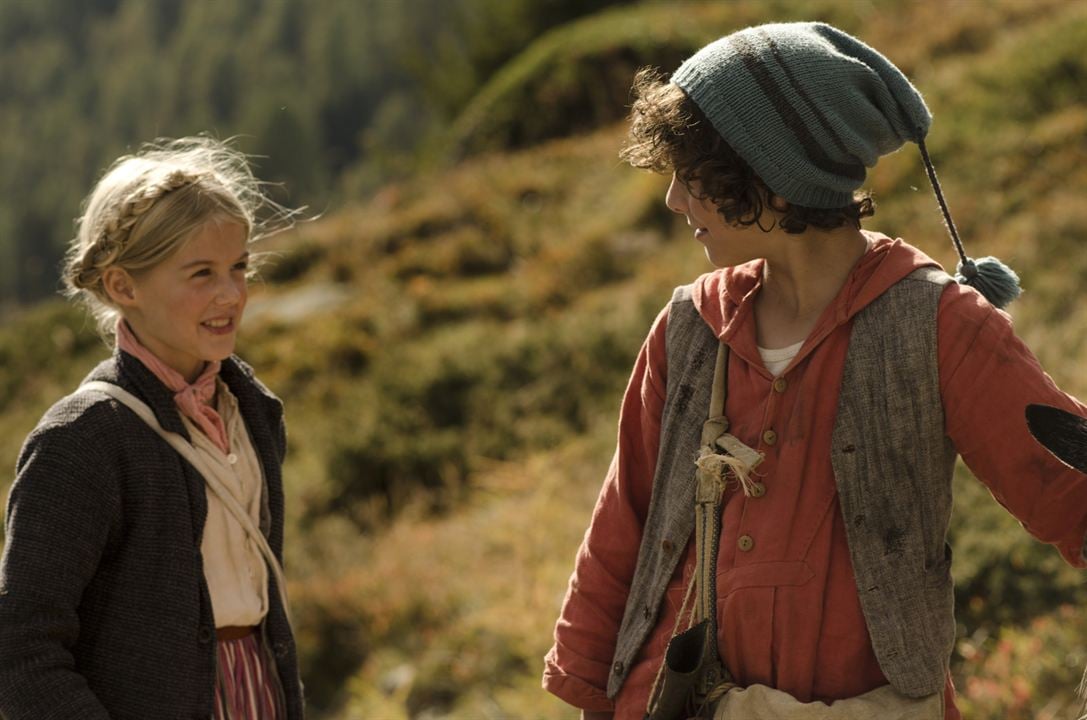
[669,283,696,305]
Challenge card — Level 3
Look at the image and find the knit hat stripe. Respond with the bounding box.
[730,33,865,183]
[761,33,857,169]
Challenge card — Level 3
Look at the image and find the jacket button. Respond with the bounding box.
[198,626,213,645]
[772,377,787,393]
[749,482,766,498]
[842,444,857,454]
[737,535,755,552]
[762,429,777,445]
[661,538,675,554]
[643,603,652,620]
[613,661,625,675]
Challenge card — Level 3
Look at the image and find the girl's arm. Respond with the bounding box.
[939,283,1087,565]
[0,422,118,719]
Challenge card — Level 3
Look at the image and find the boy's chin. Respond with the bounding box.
[706,250,734,269]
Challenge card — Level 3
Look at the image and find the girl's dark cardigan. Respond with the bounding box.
[0,351,304,719]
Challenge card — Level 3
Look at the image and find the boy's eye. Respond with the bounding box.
[192,268,212,278]
[232,262,249,272]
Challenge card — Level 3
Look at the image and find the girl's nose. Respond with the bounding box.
[215,276,244,304]
[665,173,688,215]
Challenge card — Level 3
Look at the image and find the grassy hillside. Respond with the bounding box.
[2,1,1087,718]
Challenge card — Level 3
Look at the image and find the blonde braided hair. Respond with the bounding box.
[64,136,297,340]
[72,169,200,292]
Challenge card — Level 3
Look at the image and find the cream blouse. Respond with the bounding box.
[180,378,269,628]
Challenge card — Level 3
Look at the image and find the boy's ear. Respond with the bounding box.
[766,191,790,214]
[101,267,137,307]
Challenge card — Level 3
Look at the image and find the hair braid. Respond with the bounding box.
[63,135,302,341]
[72,170,199,290]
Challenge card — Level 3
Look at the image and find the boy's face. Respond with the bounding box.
[666,172,760,268]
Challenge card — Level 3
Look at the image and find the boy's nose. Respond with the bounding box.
[665,173,688,215]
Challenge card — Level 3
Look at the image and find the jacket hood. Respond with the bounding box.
[692,231,943,348]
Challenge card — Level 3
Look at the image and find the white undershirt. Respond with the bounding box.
[758,339,804,377]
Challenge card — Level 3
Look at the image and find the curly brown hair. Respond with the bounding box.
[620,68,874,233]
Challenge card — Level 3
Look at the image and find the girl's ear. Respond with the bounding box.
[1026,404,1087,475]
[102,267,137,308]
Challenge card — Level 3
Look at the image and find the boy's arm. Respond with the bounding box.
[543,306,670,711]
[939,283,1087,565]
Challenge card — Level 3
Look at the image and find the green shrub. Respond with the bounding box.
[259,241,326,284]
[444,3,736,159]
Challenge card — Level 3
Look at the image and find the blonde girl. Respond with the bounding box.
[0,137,304,719]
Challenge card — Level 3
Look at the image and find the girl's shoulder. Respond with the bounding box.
[220,354,283,419]
[25,357,133,448]
[21,354,284,471]
[15,358,143,488]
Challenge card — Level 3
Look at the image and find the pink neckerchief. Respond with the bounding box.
[115,319,231,454]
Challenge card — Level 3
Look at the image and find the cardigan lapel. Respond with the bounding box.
[83,352,283,544]
[220,356,281,540]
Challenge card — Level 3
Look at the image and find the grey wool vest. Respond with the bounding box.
[607,266,957,700]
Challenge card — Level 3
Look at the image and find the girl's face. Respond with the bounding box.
[665,172,762,268]
[115,220,249,382]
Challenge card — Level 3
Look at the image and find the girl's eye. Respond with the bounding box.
[192,268,212,278]
[232,262,249,272]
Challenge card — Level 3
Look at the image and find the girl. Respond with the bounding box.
[0,137,304,719]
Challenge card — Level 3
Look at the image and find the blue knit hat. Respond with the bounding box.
[671,22,1021,309]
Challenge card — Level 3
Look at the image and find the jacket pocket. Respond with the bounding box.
[718,560,815,597]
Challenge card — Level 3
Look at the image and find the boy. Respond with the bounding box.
[543,22,1087,720]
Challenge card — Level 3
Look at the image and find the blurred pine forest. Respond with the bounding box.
[0,0,625,308]
[2,0,1087,718]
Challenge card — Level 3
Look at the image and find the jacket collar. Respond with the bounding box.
[83,351,280,443]
[691,232,941,377]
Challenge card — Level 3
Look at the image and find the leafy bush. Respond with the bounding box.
[259,241,327,284]
[955,605,1087,720]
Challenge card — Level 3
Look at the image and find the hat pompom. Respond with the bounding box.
[955,256,1021,309]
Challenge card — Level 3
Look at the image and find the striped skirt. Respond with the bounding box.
[214,633,286,720]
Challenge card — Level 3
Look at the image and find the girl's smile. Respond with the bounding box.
[201,316,238,335]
